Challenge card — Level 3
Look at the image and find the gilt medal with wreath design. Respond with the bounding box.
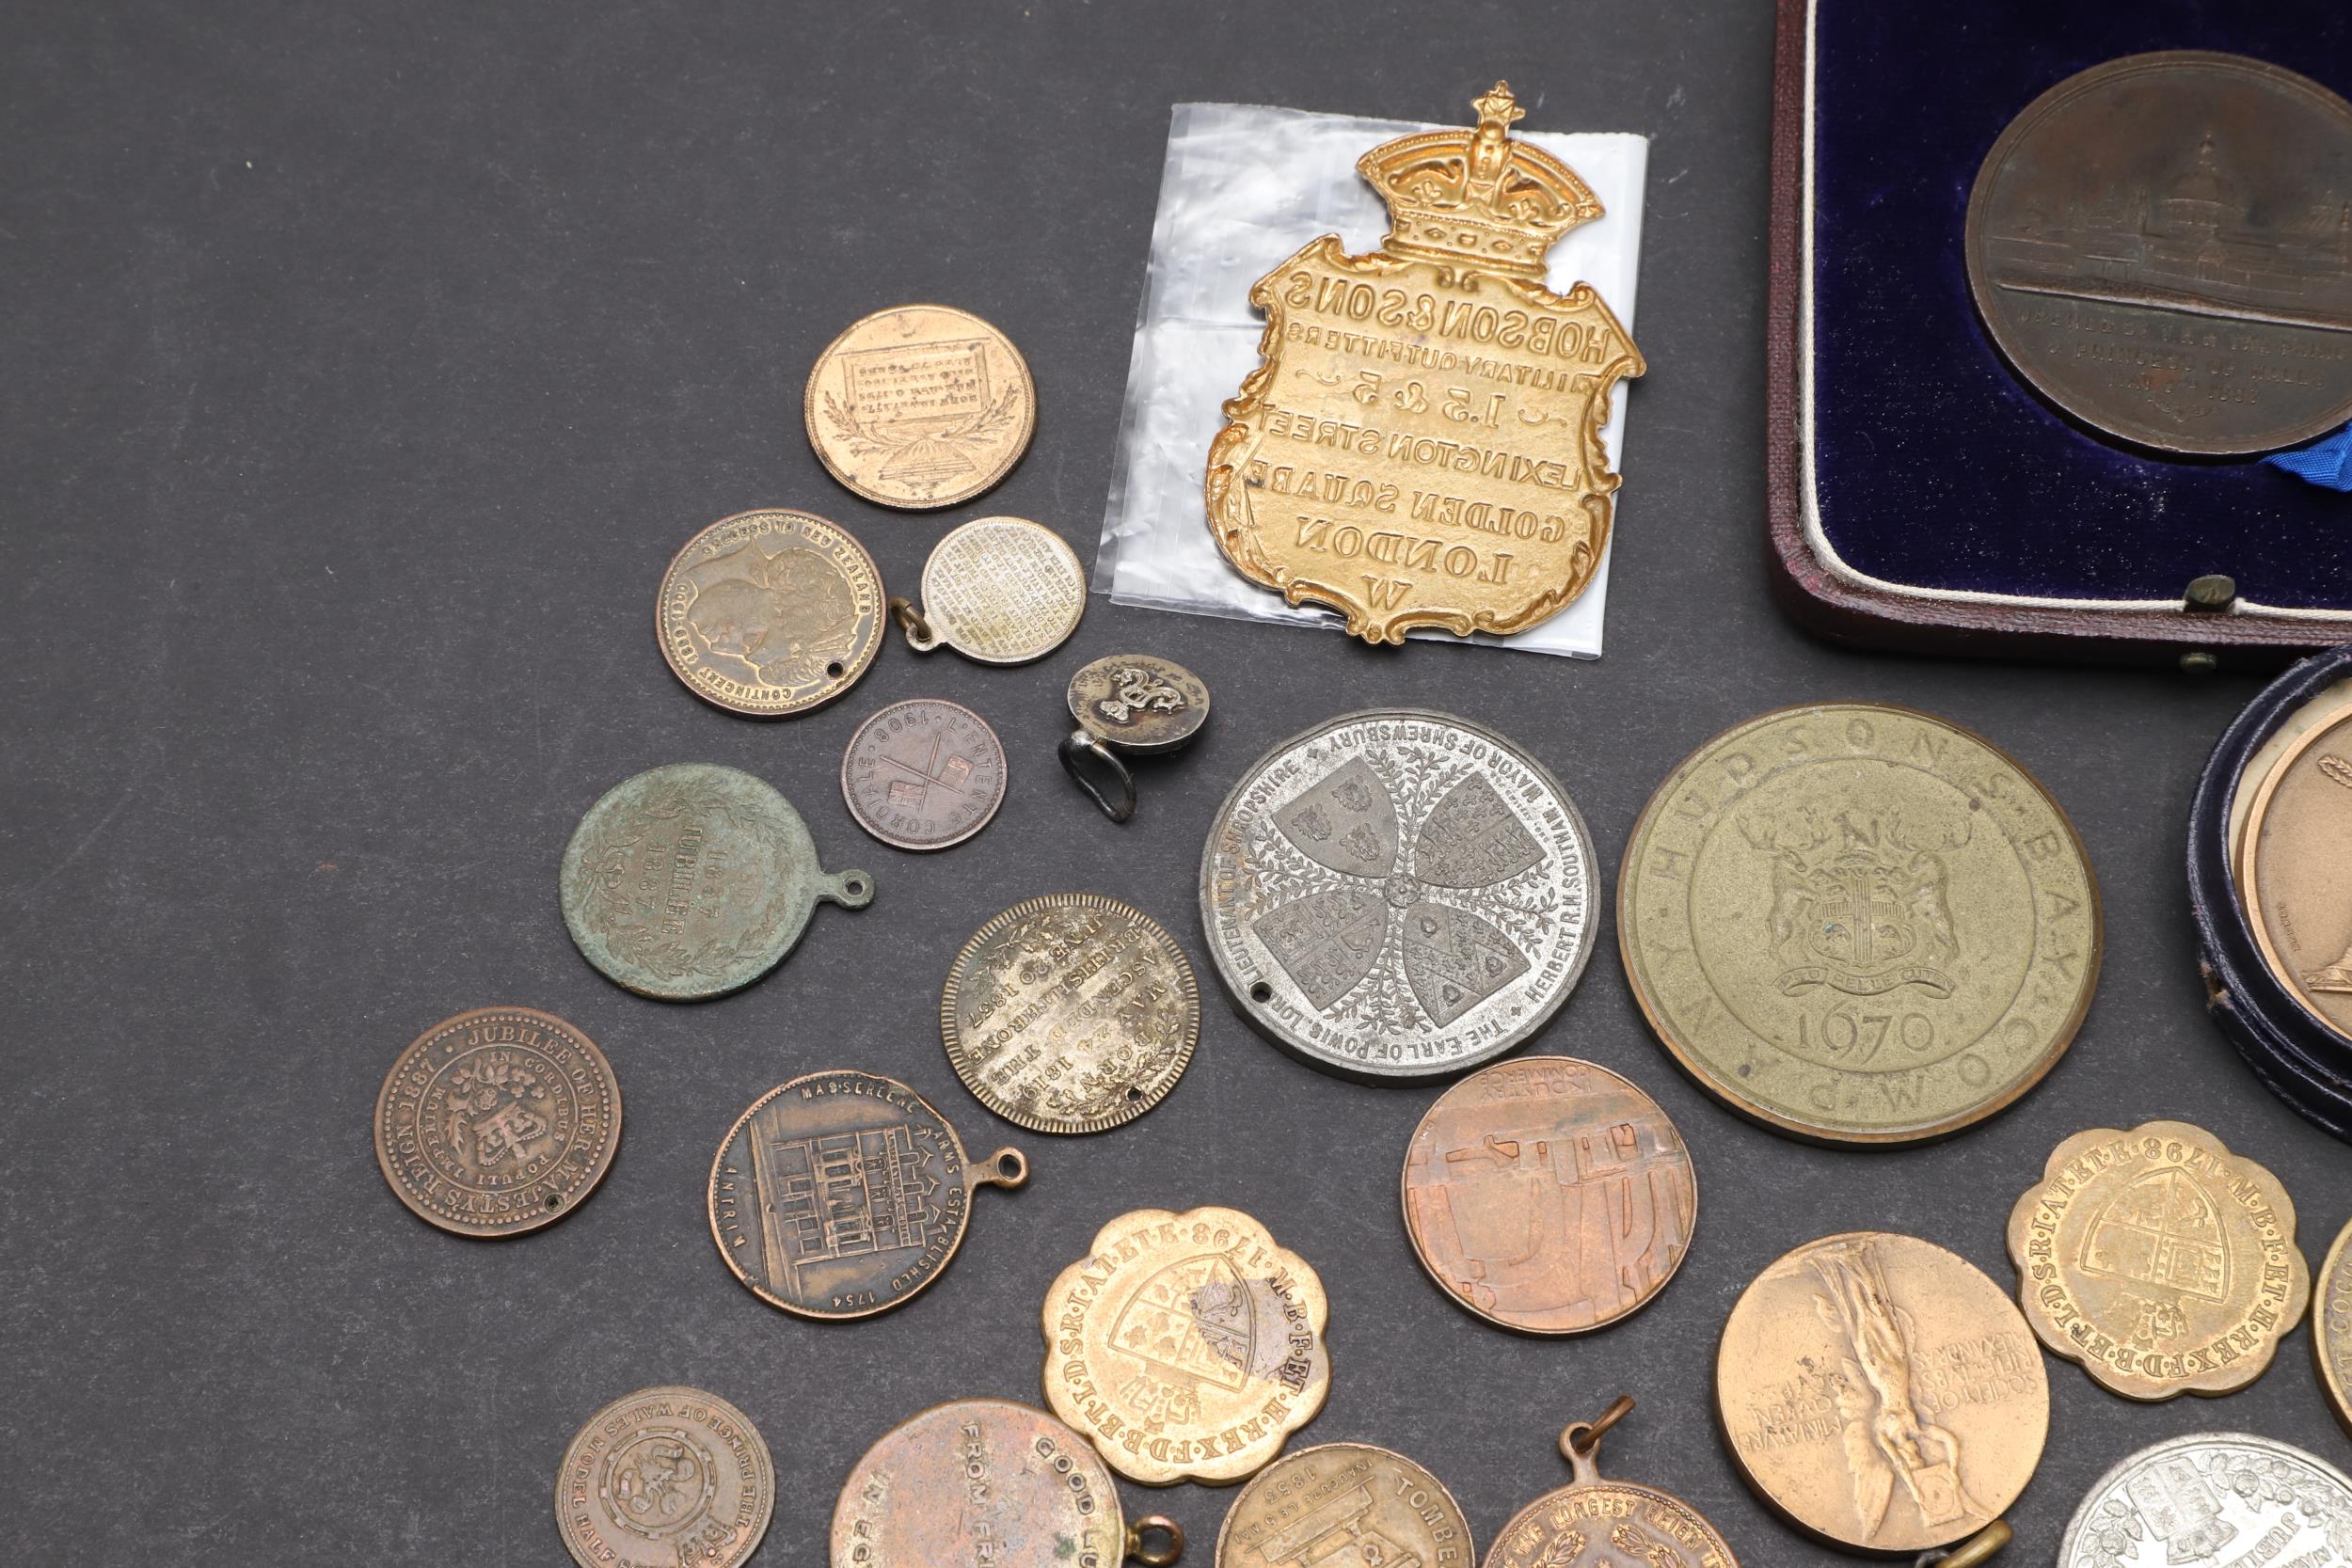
[804,305,1034,509]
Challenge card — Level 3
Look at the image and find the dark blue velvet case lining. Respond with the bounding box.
[1812,1,2352,609]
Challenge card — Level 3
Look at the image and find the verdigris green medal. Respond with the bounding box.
[561,763,873,1000]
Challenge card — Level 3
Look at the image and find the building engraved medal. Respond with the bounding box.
[1200,709,1597,1082]
[2007,1120,2310,1401]
[1041,1205,1330,1487]
[1206,82,1644,643]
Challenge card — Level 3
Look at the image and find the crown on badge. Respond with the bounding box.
[1357,81,1603,278]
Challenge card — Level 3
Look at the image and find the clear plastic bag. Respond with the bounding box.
[1095,102,1648,658]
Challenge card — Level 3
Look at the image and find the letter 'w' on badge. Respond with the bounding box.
[1204,81,1645,644]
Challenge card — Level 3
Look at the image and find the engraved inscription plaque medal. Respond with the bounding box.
[805,305,1034,508]
[1200,709,1597,1083]
[942,894,1199,1134]
[656,509,884,717]
[555,1386,774,1568]
[831,1400,1182,1568]
[374,1006,622,1237]
[561,764,874,1000]
[1206,81,1644,643]
[1402,1056,1693,1334]
[707,1069,1026,1321]
[891,515,1086,664]
[2058,1433,2352,1568]
[1484,1398,1737,1568]
[1717,1231,2048,1556]
[2008,1120,2310,1401]
[1967,53,2352,455]
[1621,704,2100,1144]
[1041,1205,1330,1486]
[1218,1443,1471,1568]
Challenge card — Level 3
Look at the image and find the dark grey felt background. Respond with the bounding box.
[2,2,2344,1562]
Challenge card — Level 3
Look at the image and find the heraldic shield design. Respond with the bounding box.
[1205,81,1645,643]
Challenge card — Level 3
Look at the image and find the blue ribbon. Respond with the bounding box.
[2265,422,2352,492]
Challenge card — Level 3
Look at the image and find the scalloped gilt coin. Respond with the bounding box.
[555,1386,773,1568]
[941,894,1199,1134]
[655,508,884,717]
[560,763,874,1001]
[1218,1442,1471,1568]
[1717,1230,2047,1556]
[840,698,1008,851]
[805,304,1034,509]
[1620,703,2101,1144]
[832,1399,1183,1568]
[374,1006,621,1238]
[1041,1204,1330,1486]
[1199,709,1597,1083]
[2058,1433,2352,1568]
[2008,1119,2309,1402]
[707,1069,1026,1321]
[892,515,1086,664]
[1402,1055,1693,1334]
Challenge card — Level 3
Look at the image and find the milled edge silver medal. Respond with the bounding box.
[1197,707,1596,1083]
[2058,1432,2352,1568]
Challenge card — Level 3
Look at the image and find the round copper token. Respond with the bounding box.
[840,698,1008,851]
[707,1069,1026,1320]
[1967,52,2352,454]
[656,508,884,717]
[374,1006,621,1238]
[831,1399,1182,1568]
[804,304,1035,509]
[1217,1442,1471,1568]
[555,1385,773,1568]
[941,893,1200,1134]
[1717,1230,2048,1556]
[894,516,1086,664]
[1402,1055,1694,1334]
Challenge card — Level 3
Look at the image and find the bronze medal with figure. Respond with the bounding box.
[805,305,1034,509]
[1621,704,2100,1144]
[707,1069,1025,1321]
[555,1386,773,1568]
[656,509,883,717]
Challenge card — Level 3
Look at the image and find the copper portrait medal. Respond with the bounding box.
[707,1069,1025,1320]
[942,894,1199,1134]
[1218,1443,1471,1568]
[1717,1231,2048,1557]
[374,1006,621,1237]
[2007,1120,2310,1401]
[1041,1205,1330,1486]
[1486,1398,1736,1568]
[805,305,1035,508]
[840,698,1008,851]
[1620,704,2100,1144]
[555,1386,773,1568]
[1967,52,2352,454]
[657,508,883,716]
[1207,82,1644,642]
[1200,709,1597,1082]
[1403,1056,1693,1334]
[2238,705,2352,1039]
[832,1400,1181,1568]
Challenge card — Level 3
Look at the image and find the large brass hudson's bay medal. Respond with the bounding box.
[1219,1443,1471,1568]
[1200,709,1597,1083]
[1967,53,2352,455]
[1620,704,2100,1144]
[1485,1398,1737,1568]
[2317,1219,2352,1435]
[1041,1205,1330,1486]
[561,763,874,1000]
[941,894,1199,1134]
[555,1386,774,1568]
[374,1006,621,1237]
[891,515,1086,664]
[707,1069,1025,1321]
[2238,706,2352,1040]
[656,509,883,717]
[2008,1120,2310,1401]
[831,1400,1182,1568]
[1206,81,1644,643]
[1717,1232,2047,1557]
[805,304,1035,509]
[2058,1433,2352,1568]
[1402,1055,1693,1334]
